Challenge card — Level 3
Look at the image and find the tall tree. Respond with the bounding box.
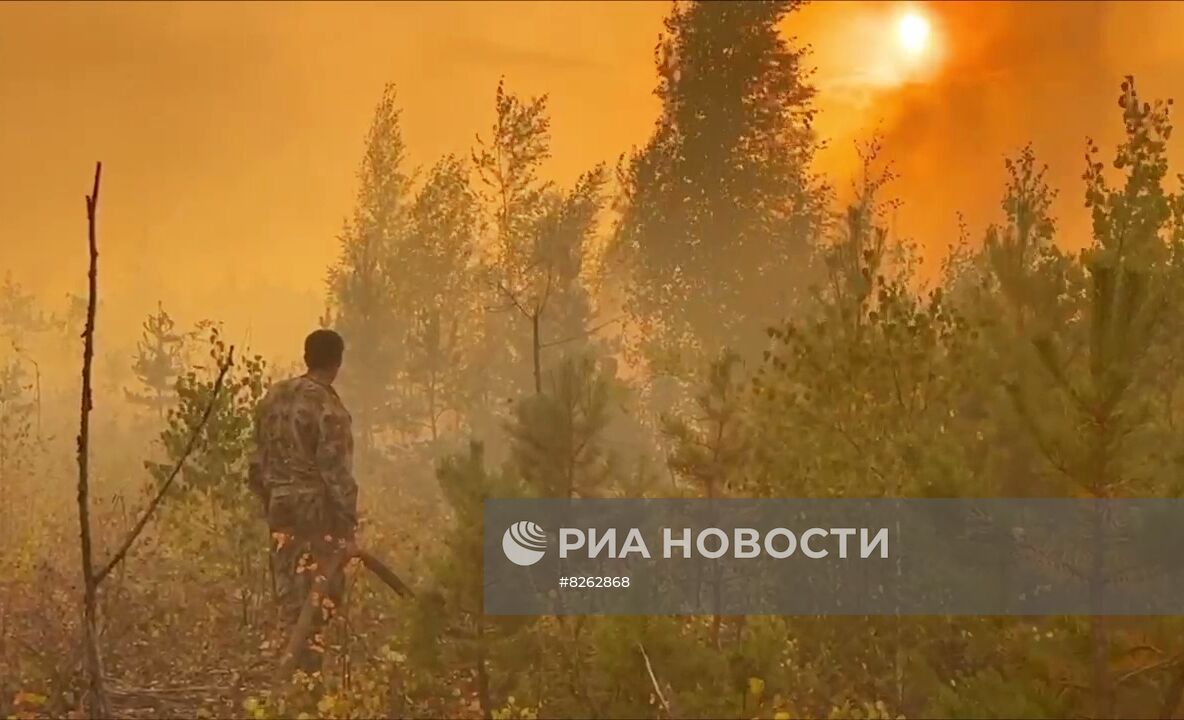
[473,79,608,397]
[995,78,1183,718]
[395,155,482,445]
[616,0,824,365]
[327,83,413,454]
[125,302,186,419]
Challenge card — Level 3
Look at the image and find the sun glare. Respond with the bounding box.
[896,11,931,57]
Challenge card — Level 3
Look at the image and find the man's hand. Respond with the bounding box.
[341,537,361,559]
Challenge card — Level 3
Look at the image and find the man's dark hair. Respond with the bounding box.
[304,329,345,370]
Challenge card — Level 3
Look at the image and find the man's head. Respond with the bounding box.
[304,329,345,383]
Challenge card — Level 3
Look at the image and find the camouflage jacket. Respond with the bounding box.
[248,374,357,535]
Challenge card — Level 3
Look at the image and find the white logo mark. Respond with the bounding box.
[502,521,547,566]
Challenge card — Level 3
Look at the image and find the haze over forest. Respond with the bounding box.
[3,1,1184,363]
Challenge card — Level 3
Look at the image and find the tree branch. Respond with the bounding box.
[493,279,532,319]
[539,315,624,349]
[94,348,235,584]
[536,263,555,315]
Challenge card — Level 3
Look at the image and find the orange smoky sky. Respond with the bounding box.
[2,0,1183,364]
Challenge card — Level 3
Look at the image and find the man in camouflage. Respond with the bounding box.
[248,329,358,675]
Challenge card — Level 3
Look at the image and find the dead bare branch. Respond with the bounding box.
[94,347,235,584]
[539,315,624,349]
[75,160,109,718]
[494,279,532,318]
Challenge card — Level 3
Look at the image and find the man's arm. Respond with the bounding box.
[316,401,358,540]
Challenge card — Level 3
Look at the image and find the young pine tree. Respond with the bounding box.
[663,351,750,500]
[125,302,186,419]
[997,77,1184,719]
[507,354,620,499]
[409,442,531,717]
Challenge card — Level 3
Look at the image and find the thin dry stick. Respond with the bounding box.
[94,348,234,584]
[76,160,109,718]
[637,641,672,717]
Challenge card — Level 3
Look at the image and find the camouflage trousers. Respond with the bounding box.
[267,486,347,676]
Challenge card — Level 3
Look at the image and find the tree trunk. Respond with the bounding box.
[1090,502,1113,719]
[531,312,542,395]
[76,162,109,718]
[81,587,108,717]
[428,365,438,442]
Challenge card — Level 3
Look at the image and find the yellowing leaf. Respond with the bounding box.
[13,692,48,706]
[317,694,337,714]
[748,677,765,697]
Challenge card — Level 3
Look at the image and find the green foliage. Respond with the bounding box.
[473,79,554,275]
[751,159,981,499]
[997,76,1184,501]
[408,441,531,717]
[140,322,274,649]
[663,351,750,498]
[148,322,268,505]
[507,354,621,498]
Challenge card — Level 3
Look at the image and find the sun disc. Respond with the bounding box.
[896,12,931,56]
